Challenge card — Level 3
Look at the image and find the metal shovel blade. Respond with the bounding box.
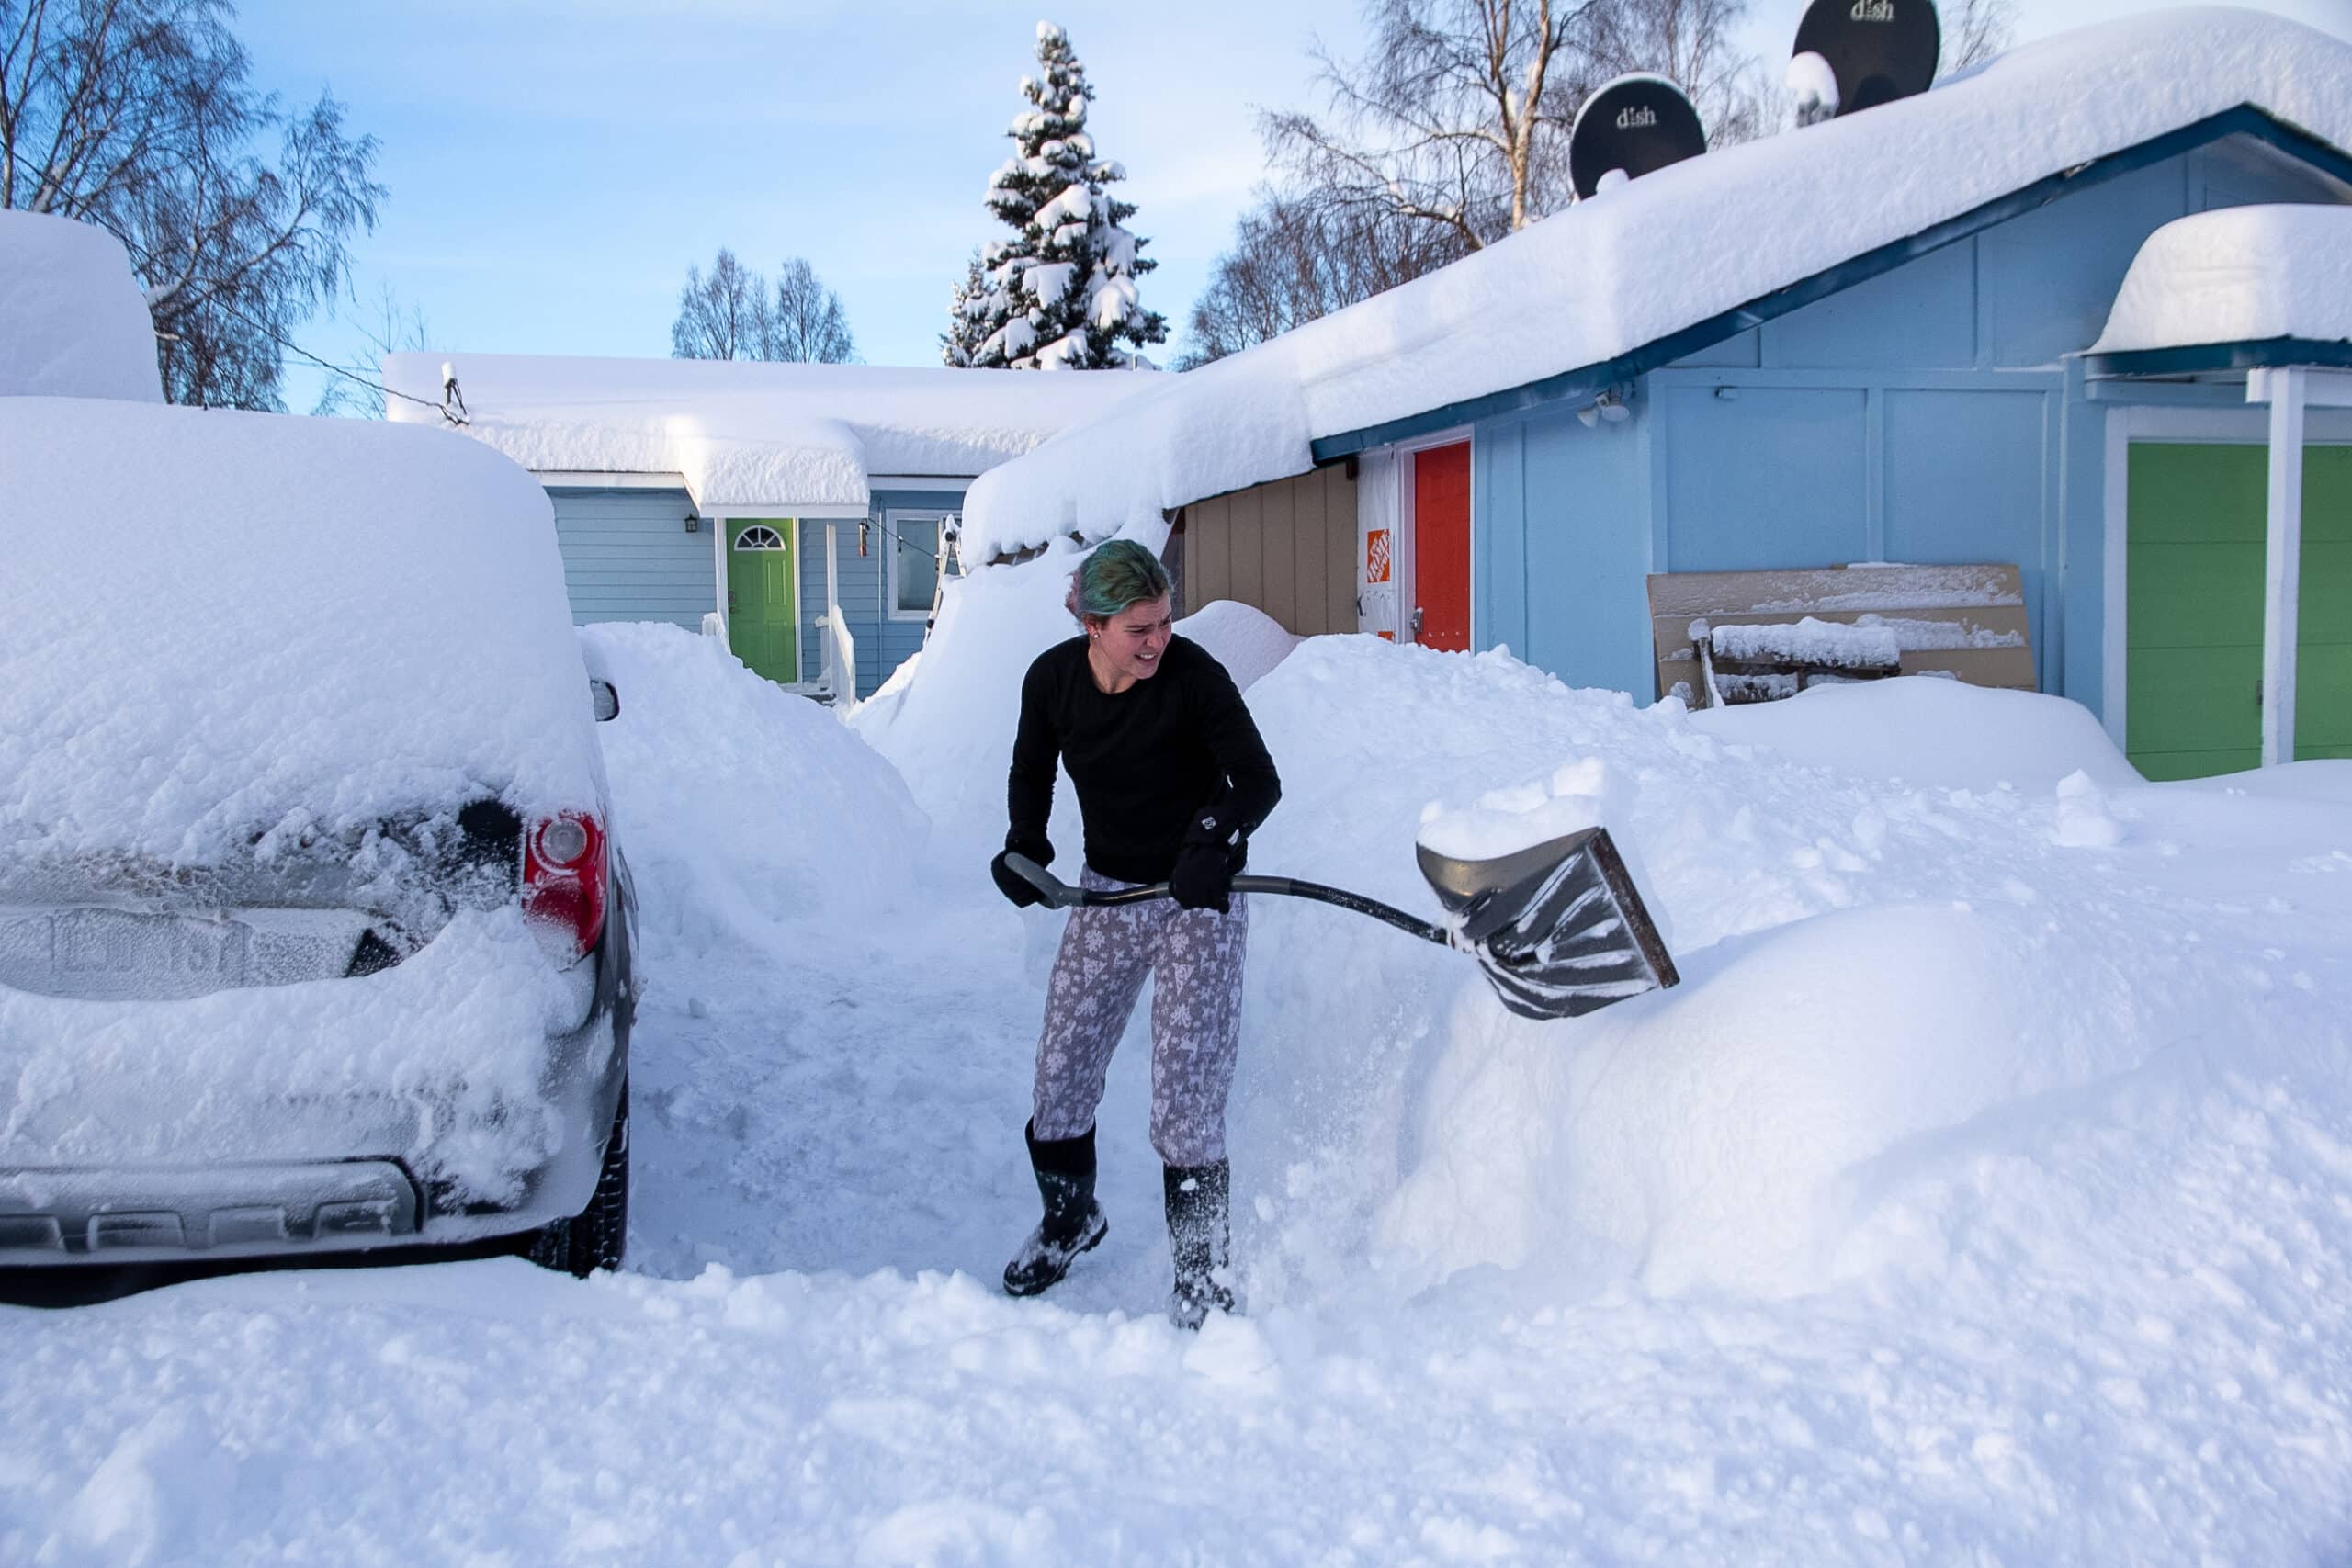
[1416,827,1679,1021]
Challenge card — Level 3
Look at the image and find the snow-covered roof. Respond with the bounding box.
[380,353,1157,513]
[2092,203,2352,358]
[962,7,2352,562]
[0,211,164,403]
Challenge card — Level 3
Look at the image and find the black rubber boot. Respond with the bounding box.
[1163,1158,1236,1330]
[1002,1120,1108,1297]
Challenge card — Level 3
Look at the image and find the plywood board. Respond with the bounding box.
[1647,563,2036,705]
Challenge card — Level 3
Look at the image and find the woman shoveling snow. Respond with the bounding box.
[989,541,1281,1330]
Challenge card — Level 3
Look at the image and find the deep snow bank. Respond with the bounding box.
[1216,640,2343,1299]
[0,212,163,403]
[578,622,922,957]
[849,568,2290,1301]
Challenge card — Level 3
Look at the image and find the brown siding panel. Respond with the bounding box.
[1178,465,1362,637]
[1229,487,1264,615]
[1193,494,1231,607]
[1263,481,1298,626]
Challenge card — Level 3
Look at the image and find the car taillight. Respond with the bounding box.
[524,811,606,960]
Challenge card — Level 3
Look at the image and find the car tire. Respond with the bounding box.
[526,1082,628,1279]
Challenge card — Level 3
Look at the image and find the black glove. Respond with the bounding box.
[991,841,1051,908]
[1169,807,1242,913]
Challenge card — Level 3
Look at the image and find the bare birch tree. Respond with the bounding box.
[1184,0,1762,366]
[1,0,384,408]
[671,249,856,364]
[1938,0,2018,77]
[766,256,854,365]
[1178,193,1469,368]
[1260,0,1758,261]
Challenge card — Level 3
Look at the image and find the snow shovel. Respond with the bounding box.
[1003,826,1678,1021]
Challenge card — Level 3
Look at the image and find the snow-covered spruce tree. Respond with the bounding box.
[941,249,990,367]
[962,22,1167,369]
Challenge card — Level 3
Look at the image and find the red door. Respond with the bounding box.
[1413,441,1472,651]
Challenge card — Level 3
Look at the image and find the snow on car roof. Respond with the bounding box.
[1,398,604,866]
[379,353,1159,513]
[959,7,2352,562]
[2092,203,2352,356]
[0,212,164,403]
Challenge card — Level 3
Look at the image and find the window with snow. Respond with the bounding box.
[889,512,962,618]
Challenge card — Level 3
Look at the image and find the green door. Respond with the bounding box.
[728,520,798,683]
[2126,444,2352,780]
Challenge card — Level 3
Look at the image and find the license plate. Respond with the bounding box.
[0,907,379,1001]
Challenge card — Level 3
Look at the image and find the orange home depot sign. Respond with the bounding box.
[1365,528,1393,585]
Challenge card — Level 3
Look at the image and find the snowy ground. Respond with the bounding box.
[7,603,2352,1565]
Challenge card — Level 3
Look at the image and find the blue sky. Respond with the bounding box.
[236,0,2352,407]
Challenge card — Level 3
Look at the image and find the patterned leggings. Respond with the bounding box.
[1030,868,1250,1167]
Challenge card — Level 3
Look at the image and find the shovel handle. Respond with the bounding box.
[1001,854,1453,947]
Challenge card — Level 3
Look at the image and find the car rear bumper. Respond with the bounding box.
[0,914,633,1268]
[0,1158,424,1261]
[0,1008,622,1266]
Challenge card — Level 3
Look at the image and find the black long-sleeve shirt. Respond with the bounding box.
[1007,635,1281,884]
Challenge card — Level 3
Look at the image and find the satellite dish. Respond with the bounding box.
[1569,74,1707,200]
[1792,0,1940,119]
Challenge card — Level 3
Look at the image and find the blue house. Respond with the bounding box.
[384,355,1148,701]
[962,8,2352,780]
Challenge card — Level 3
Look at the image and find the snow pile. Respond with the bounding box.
[963,9,2352,558]
[2094,202,2352,355]
[1,398,601,868]
[381,354,1155,512]
[1225,640,2327,1303]
[0,212,163,403]
[577,622,923,957]
[1170,599,1298,692]
[1691,676,2142,792]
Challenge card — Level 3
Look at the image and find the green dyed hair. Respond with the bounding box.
[1068,538,1171,623]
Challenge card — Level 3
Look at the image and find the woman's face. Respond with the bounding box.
[1091,594,1173,684]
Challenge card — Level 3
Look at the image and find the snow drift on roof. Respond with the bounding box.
[380,353,1157,512]
[0,212,164,403]
[962,7,2352,561]
[2093,203,2352,355]
[1,398,602,867]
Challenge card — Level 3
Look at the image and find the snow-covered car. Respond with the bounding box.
[0,397,637,1277]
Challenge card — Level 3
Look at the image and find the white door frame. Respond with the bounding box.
[2101,401,2352,756]
[1392,425,1476,649]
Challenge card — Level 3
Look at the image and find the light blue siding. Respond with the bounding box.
[1883,389,2059,687]
[1472,130,2352,718]
[547,489,712,629]
[1758,241,1976,370]
[1661,386,1870,571]
[1518,400,1653,695]
[795,487,967,696]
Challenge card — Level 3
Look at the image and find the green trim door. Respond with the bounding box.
[728,520,798,683]
[2126,444,2352,780]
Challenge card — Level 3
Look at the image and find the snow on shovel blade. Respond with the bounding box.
[1416,827,1679,1021]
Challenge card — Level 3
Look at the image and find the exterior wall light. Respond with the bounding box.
[685,513,699,533]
